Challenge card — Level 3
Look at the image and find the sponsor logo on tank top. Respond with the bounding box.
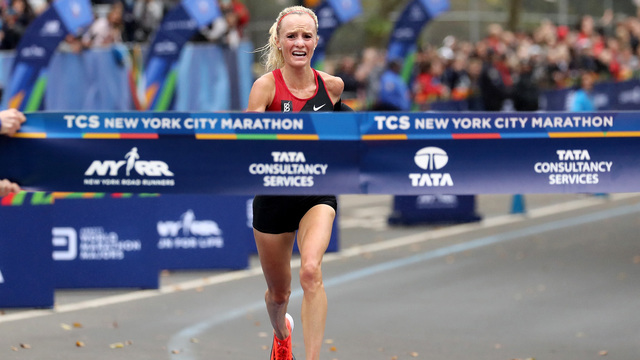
[281,100,292,112]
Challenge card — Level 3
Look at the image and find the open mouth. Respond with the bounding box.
[292,51,307,57]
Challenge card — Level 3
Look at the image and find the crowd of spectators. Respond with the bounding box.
[0,0,249,51]
[334,9,640,111]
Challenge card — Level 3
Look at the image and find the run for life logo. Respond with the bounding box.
[83,147,175,187]
[409,146,454,187]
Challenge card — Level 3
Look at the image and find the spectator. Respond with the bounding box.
[0,108,26,197]
[82,1,124,47]
[479,50,509,111]
[373,59,411,111]
[413,59,449,109]
[335,55,359,98]
[198,0,249,48]
[569,71,597,111]
[132,0,164,43]
[512,59,540,111]
[0,0,36,50]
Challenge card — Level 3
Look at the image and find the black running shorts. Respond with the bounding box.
[252,195,337,234]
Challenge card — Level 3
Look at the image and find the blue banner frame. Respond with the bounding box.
[2,111,640,195]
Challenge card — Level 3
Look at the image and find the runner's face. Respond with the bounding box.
[277,14,317,68]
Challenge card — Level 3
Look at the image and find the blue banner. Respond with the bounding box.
[0,193,55,307]
[5,0,92,111]
[155,195,250,270]
[311,0,361,69]
[143,0,220,111]
[51,197,160,289]
[3,111,640,195]
[1,43,254,112]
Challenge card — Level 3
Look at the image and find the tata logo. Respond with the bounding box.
[85,147,174,177]
[157,210,222,237]
[409,147,453,187]
[414,146,448,170]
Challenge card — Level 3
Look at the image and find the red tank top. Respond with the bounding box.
[267,68,334,112]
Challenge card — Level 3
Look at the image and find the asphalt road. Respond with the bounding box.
[1,194,639,360]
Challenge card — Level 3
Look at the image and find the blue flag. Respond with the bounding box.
[386,0,449,81]
[143,0,220,110]
[311,0,362,70]
[4,0,93,111]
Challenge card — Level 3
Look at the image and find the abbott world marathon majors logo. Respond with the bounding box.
[534,149,613,185]
[84,147,175,187]
[157,210,224,250]
[52,227,142,261]
[249,151,329,187]
[409,147,454,187]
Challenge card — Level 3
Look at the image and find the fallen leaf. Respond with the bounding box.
[391,356,398,360]
[190,338,199,343]
[20,343,31,349]
[76,341,85,348]
[109,342,125,349]
[73,322,83,328]
[10,346,18,351]
[410,351,419,357]
[599,350,608,356]
[258,332,269,338]
[324,339,334,344]
[330,346,337,352]
[254,321,261,326]
[494,343,502,349]
[171,349,181,354]
[125,340,133,346]
[60,323,73,330]
[262,345,269,350]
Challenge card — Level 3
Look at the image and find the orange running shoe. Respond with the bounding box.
[270,313,295,360]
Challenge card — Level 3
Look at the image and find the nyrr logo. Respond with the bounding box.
[85,147,174,177]
[157,210,224,249]
[157,210,222,237]
[409,146,454,187]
